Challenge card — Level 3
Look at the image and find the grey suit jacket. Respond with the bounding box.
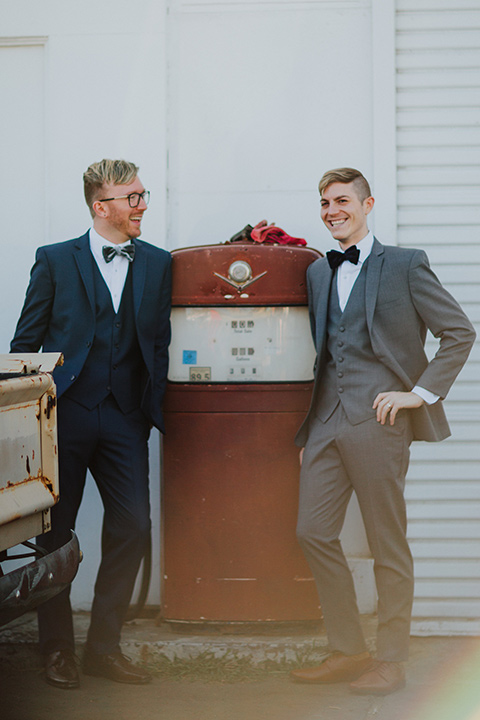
[295,238,476,446]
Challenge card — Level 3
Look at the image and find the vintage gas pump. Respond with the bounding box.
[161,240,322,627]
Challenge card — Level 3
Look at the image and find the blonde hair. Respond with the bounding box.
[318,168,372,202]
[83,159,139,217]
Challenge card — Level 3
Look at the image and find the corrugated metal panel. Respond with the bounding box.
[396,1,480,633]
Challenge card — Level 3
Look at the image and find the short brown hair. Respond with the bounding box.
[83,159,139,217]
[318,168,372,202]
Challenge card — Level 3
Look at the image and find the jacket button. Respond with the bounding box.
[338,387,344,393]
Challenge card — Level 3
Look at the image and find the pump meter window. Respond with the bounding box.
[168,307,315,383]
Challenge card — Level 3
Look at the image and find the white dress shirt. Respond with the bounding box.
[89,228,131,313]
[331,231,438,405]
[336,232,374,313]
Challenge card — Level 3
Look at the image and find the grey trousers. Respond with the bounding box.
[296,404,414,662]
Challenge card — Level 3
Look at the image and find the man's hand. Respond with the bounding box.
[373,391,424,426]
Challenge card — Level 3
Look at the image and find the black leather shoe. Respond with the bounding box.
[83,649,151,684]
[45,649,79,689]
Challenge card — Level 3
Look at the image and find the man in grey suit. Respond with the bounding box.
[291,168,475,695]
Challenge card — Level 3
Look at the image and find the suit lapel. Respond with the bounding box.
[317,263,332,342]
[131,238,146,318]
[366,238,413,388]
[365,237,384,334]
[74,234,146,320]
[73,232,96,313]
[311,259,333,371]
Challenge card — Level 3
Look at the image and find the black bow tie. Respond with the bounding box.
[326,245,360,270]
[102,244,135,264]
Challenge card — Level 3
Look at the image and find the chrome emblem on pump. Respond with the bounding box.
[214,261,267,293]
[229,261,252,284]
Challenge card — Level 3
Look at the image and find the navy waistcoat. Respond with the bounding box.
[64,259,145,413]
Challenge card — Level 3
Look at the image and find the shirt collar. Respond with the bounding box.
[89,227,132,263]
[355,231,374,264]
[332,231,373,265]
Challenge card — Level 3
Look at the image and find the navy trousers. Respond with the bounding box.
[37,394,151,656]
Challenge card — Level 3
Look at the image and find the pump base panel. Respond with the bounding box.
[162,382,322,623]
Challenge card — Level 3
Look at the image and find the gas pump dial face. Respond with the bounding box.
[168,306,316,383]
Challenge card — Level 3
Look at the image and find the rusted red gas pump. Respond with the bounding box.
[161,240,322,627]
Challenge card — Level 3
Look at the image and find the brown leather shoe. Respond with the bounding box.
[290,651,373,684]
[83,649,151,684]
[45,649,79,689]
[349,660,406,695]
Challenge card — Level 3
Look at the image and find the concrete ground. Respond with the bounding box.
[1,613,480,720]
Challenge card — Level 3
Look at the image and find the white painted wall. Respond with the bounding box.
[395,0,480,635]
[166,0,374,252]
[1,0,383,613]
[1,0,168,609]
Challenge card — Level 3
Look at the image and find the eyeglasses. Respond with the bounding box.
[99,190,150,208]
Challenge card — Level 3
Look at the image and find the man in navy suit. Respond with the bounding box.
[291,168,475,695]
[11,159,171,688]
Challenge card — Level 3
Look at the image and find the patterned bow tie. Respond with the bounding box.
[102,244,136,264]
[326,245,360,270]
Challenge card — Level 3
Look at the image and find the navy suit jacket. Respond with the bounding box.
[11,231,172,433]
[295,238,476,446]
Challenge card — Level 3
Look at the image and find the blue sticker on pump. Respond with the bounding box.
[183,350,197,364]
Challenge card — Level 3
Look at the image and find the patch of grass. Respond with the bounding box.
[146,649,329,683]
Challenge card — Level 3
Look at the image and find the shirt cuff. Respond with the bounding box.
[412,385,440,405]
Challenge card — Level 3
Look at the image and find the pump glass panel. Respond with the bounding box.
[168,306,315,383]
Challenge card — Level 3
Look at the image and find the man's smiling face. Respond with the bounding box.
[320,181,374,249]
[94,176,148,244]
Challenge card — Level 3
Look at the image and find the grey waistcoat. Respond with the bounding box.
[315,262,405,425]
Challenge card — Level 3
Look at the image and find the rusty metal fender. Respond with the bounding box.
[0,532,81,627]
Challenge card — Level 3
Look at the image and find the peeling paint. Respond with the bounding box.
[40,475,56,499]
[0,355,60,550]
[2,469,56,499]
